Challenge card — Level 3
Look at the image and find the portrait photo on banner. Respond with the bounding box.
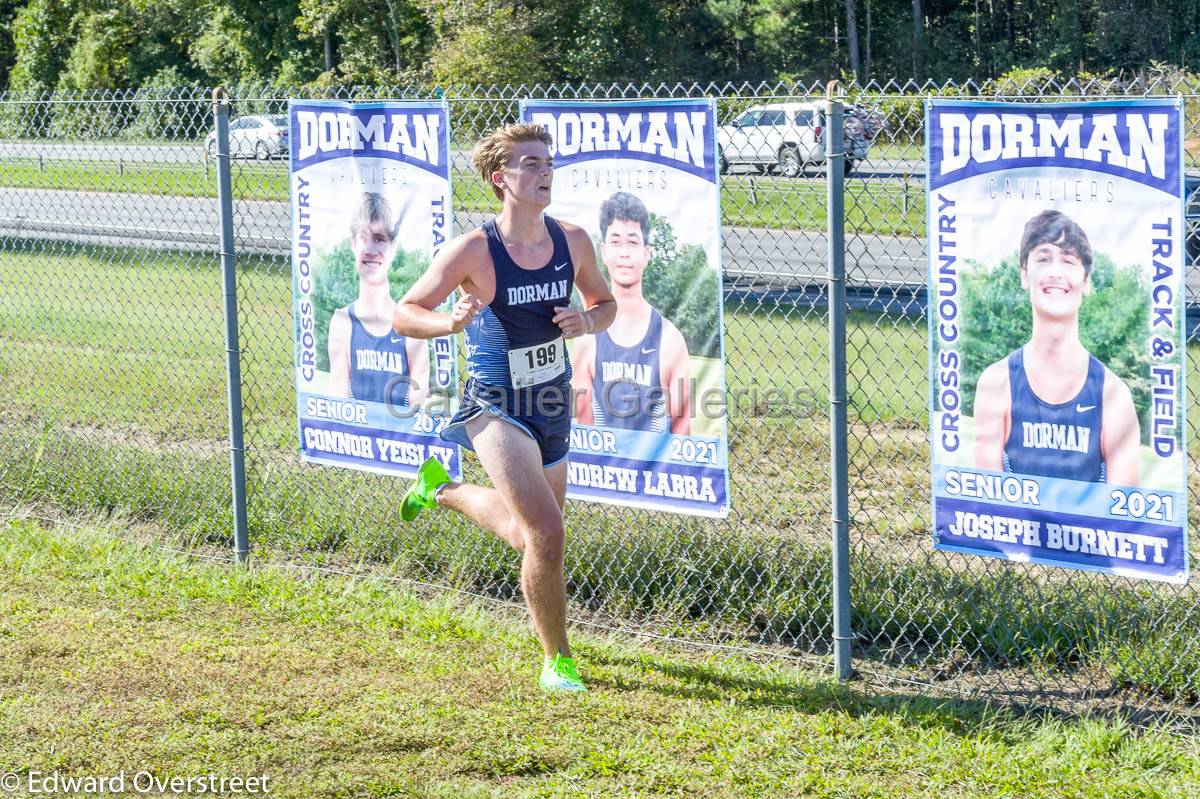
[289,100,460,478]
[522,99,730,517]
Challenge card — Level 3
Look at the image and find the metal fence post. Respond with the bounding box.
[825,81,853,680]
[212,87,250,564]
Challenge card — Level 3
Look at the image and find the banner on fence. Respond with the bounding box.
[521,99,729,516]
[927,98,1188,583]
[288,100,460,479]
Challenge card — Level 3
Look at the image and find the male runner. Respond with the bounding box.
[328,193,428,408]
[391,123,616,692]
[572,191,692,434]
[973,210,1139,485]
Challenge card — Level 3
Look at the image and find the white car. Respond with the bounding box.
[717,102,881,177]
[204,114,289,160]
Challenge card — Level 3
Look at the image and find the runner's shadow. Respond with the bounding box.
[582,650,1198,736]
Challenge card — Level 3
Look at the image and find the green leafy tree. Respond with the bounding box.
[298,0,430,85]
[309,241,430,373]
[957,252,1151,439]
[189,0,314,86]
[7,0,83,91]
[421,0,551,86]
[49,7,139,138]
[0,0,23,87]
[564,0,664,83]
[56,8,136,91]
[191,5,264,85]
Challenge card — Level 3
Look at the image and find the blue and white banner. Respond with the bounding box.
[522,99,729,517]
[928,99,1187,583]
[290,100,460,479]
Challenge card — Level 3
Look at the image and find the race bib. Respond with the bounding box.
[508,338,566,388]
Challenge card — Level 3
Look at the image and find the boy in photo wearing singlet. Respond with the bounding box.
[391,124,616,693]
[973,210,1140,485]
[327,193,429,408]
[572,191,692,434]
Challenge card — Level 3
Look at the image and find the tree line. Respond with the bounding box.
[2,1,1200,93]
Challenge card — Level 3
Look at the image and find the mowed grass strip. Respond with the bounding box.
[0,158,923,234]
[1,515,1198,799]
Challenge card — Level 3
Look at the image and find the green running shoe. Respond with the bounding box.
[539,654,587,693]
[401,457,451,521]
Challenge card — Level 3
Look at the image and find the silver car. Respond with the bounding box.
[717,101,883,177]
[204,114,289,160]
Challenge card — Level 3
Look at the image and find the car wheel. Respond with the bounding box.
[255,141,270,161]
[718,151,729,174]
[778,145,802,178]
[844,158,857,177]
[206,141,218,160]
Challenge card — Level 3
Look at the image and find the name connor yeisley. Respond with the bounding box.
[943,469,1168,564]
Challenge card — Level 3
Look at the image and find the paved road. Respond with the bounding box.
[5,186,1195,300]
[1,141,208,165]
[0,188,927,291]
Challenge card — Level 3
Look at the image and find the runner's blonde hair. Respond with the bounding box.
[472,123,553,201]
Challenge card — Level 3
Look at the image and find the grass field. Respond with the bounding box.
[0,157,924,235]
[2,515,1198,798]
[3,241,1200,711]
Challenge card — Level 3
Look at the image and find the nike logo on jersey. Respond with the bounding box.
[554,262,568,271]
[390,336,404,344]
[641,347,657,355]
[1076,404,1096,413]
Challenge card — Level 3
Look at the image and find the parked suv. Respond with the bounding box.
[204,114,289,160]
[717,101,883,177]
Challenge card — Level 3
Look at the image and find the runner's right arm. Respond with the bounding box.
[393,232,488,339]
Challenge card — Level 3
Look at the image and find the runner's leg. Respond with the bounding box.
[436,423,571,550]
[543,459,567,511]
[435,480,525,551]
[443,416,570,658]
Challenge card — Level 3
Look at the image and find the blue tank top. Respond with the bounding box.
[347,303,410,406]
[1004,347,1105,481]
[591,309,667,431]
[465,216,575,390]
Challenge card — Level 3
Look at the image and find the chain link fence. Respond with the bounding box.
[1,77,1198,724]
